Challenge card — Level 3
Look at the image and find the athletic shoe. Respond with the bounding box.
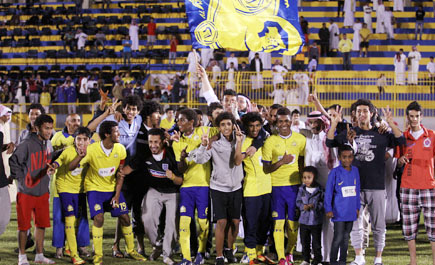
[164,257,175,265]
[178,258,193,265]
[224,248,238,263]
[350,261,366,265]
[240,253,250,264]
[299,261,310,265]
[278,258,289,265]
[54,248,63,259]
[249,259,260,265]
[150,246,163,261]
[34,255,56,264]
[78,247,91,257]
[71,256,85,265]
[128,250,147,261]
[215,257,225,265]
[233,246,238,255]
[374,263,383,265]
[93,255,103,265]
[257,255,276,265]
[194,252,205,265]
[204,251,211,260]
[64,249,71,257]
[285,254,294,265]
[18,256,30,265]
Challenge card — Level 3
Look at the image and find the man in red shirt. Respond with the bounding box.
[397,101,435,265]
[169,35,178,69]
[147,17,156,49]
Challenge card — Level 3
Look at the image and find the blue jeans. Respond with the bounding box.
[330,221,353,265]
[415,21,424,40]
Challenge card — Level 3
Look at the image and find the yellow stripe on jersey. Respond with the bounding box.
[160,118,175,130]
[262,133,306,186]
[51,131,74,150]
[172,126,218,188]
[55,145,86,194]
[81,141,127,192]
[241,137,272,197]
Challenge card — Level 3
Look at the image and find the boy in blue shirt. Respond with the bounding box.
[324,145,361,265]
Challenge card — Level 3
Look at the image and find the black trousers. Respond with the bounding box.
[330,221,353,265]
[300,224,322,264]
[320,42,329,57]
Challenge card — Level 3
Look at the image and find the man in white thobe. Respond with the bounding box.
[344,0,355,27]
[384,7,395,39]
[260,52,272,70]
[353,19,363,52]
[427,56,435,93]
[75,29,88,50]
[272,60,288,90]
[226,53,238,70]
[394,49,407,85]
[376,0,386,33]
[363,3,373,31]
[329,19,340,51]
[200,48,213,68]
[129,20,140,52]
[408,46,421,85]
[293,70,309,106]
[187,50,201,88]
[393,0,404,12]
[282,55,292,70]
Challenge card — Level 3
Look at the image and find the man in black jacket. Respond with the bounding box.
[319,23,330,57]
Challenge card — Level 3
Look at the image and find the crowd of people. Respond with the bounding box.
[0,62,433,265]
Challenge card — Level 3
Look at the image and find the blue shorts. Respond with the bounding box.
[58,193,86,218]
[87,191,129,219]
[179,187,209,219]
[271,185,299,221]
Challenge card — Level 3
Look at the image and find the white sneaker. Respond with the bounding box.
[18,256,30,265]
[34,255,56,264]
[163,257,175,265]
[300,262,310,265]
[240,254,249,264]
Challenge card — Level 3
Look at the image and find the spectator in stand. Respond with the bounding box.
[122,36,132,65]
[308,42,320,64]
[427,56,435,94]
[226,53,238,70]
[147,17,157,48]
[169,35,178,69]
[319,23,330,57]
[329,19,340,56]
[376,73,387,99]
[122,72,134,84]
[201,48,214,69]
[55,82,66,113]
[40,86,51,113]
[408,46,422,85]
[75,29,88,51]
[337,0,344,17]
[352,19,362,54]
[295,46,306,71]
[338,33,353,70]
[78,74,90,112]
[63,30,76,52]
[112,78,124,100]
[171,74,182,103]
[394,0,403,12]
[250,53,264,97]
[65,81,77,114]
[240,61,248,71]
[160,108,175,130]
[376,0,386,34]
[343,0,355,28]
[394,49,407,85]
[36,75,44,94]
[300,16,310,43]
[186,50,200,89]
[308,56,317,73]
[129,20,140,53]
[384,7,395,40]
[359,23,371,57]
[415,6,425,41]
[213,48,226,70]
[290,109,306,133]
[28,75,40,104]
[94,30,106,50]
[363,2,373,31]
[272,60,288,90]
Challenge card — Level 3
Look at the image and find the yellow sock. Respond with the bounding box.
[197,218,209,254]
[273,220,285,260]
[255,245,264,256]
[286,220,299,255]
[179,216,192,260]
[65,216,77,257]
[121,225,135,254]
[246,247,257,261]
[92,225,103,258]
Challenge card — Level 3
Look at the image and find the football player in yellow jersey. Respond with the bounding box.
[50,114,91,259]
[262,108,306,265]
[161,107,175,130]
[172,108,215,265]
[69,121,146,265]
[236,112,275,265]
[48,127,92,265]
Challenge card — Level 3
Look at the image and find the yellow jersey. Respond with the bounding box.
[160,118,175,130]
[241,137,272,197]
[172,126,218,187]
[54,145,86,194]
[51,130,74,151]
[262,132,306,186]
[80,141,127,192]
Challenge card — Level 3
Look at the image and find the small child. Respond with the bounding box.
[324,145,361,265]
[296,166,324,265]
[376,73,386,99]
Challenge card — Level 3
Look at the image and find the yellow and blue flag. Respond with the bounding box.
[186,0,305,55]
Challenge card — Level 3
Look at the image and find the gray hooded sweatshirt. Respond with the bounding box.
[9,133,53,196]
[191,133,243,192]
